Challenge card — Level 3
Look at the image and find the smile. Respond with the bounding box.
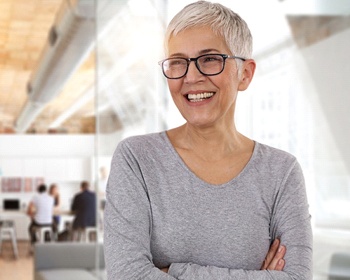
[187,92,215,102]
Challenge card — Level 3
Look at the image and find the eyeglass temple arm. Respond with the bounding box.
[231,56,246,61]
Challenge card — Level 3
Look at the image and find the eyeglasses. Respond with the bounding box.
[158,54,246,79]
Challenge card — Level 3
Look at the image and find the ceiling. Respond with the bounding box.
[1,0,349,135]
[0,0,95,134]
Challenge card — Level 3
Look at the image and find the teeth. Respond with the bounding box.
[187,92,214,102]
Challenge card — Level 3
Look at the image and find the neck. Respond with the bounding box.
[169,122,250,162]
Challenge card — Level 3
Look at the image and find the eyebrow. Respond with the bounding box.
[169,49,221,58]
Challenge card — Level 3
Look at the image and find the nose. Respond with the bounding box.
[184,61,204,83]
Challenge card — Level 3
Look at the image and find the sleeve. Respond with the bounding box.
[167,160,313,280]
[71,195,77,212]
[27,197,36,216]
[103,141,176,280]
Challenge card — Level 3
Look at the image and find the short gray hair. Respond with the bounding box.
[164,1,253,60]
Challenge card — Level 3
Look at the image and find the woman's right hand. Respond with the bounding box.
[260,239,286,271]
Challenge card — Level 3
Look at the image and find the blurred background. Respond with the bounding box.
[0,0,349,279]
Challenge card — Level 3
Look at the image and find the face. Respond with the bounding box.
[166,26,255,128]
[50,185,57,194]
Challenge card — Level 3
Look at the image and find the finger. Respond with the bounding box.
[266,245,286,270]
[275,258,285,271]
[261,239,279,269]
[260,239,280,269]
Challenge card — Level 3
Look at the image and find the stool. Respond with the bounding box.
[84,227,98,242]
[35,226,54,243]
[0,220,19,258]
[72,227,97,242]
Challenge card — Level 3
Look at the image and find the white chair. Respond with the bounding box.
[84,227,98,242]
[35,226,54,243]
[0,220,19,258]
[72,227,97,242]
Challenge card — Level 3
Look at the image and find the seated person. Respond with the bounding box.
[27,184,54,245]
[49,183,61,235]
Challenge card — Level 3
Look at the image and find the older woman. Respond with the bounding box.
[104,1,312,279]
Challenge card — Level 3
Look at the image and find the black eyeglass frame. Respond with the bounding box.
[158,54,246,79]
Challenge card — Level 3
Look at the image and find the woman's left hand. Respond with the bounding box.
[260,239,286,271]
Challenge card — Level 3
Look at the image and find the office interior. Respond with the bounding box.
[0,0,349,279]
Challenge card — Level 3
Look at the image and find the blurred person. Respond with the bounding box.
[27,184,54,245]
[71,180,97,240]
[49,183,61,234]
[104,1,312,279]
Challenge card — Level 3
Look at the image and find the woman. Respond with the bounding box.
[104,1,312,279]
[49,183,60,234]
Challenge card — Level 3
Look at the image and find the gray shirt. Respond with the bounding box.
[104,132,312,279]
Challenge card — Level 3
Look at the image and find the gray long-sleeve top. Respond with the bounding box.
[104,132,312,279]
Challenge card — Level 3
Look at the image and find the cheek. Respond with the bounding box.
[211,75,235,93]
[167,80,182,97]
[221,71,239,90]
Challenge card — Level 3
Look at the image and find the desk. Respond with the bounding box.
[0,211,31,240]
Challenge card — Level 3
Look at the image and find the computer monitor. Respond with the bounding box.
[3,199,20,210]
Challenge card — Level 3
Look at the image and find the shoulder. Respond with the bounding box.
[117,132,166,149]
[31,196,38,204]
[36,193,53,204]
[252,142,301,175]
[113,132,168,160]
[88,190,96,197]
[248,142,305,191]
[73,192,82,199]
[255,142,297,164]
[45,193,54,202]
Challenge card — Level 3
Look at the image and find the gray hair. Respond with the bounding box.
[164,1,253,60]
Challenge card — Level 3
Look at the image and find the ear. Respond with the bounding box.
[238,59,256,91]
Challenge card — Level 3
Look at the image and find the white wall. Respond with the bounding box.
[301,28,350,174]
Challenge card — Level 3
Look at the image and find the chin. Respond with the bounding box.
[187,118,216,128]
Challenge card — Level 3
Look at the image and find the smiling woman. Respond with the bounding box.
[103,1,312,279]
[164,25,255,130]
[1,1,348,279]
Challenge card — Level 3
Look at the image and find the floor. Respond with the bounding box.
[0,241,33,280]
